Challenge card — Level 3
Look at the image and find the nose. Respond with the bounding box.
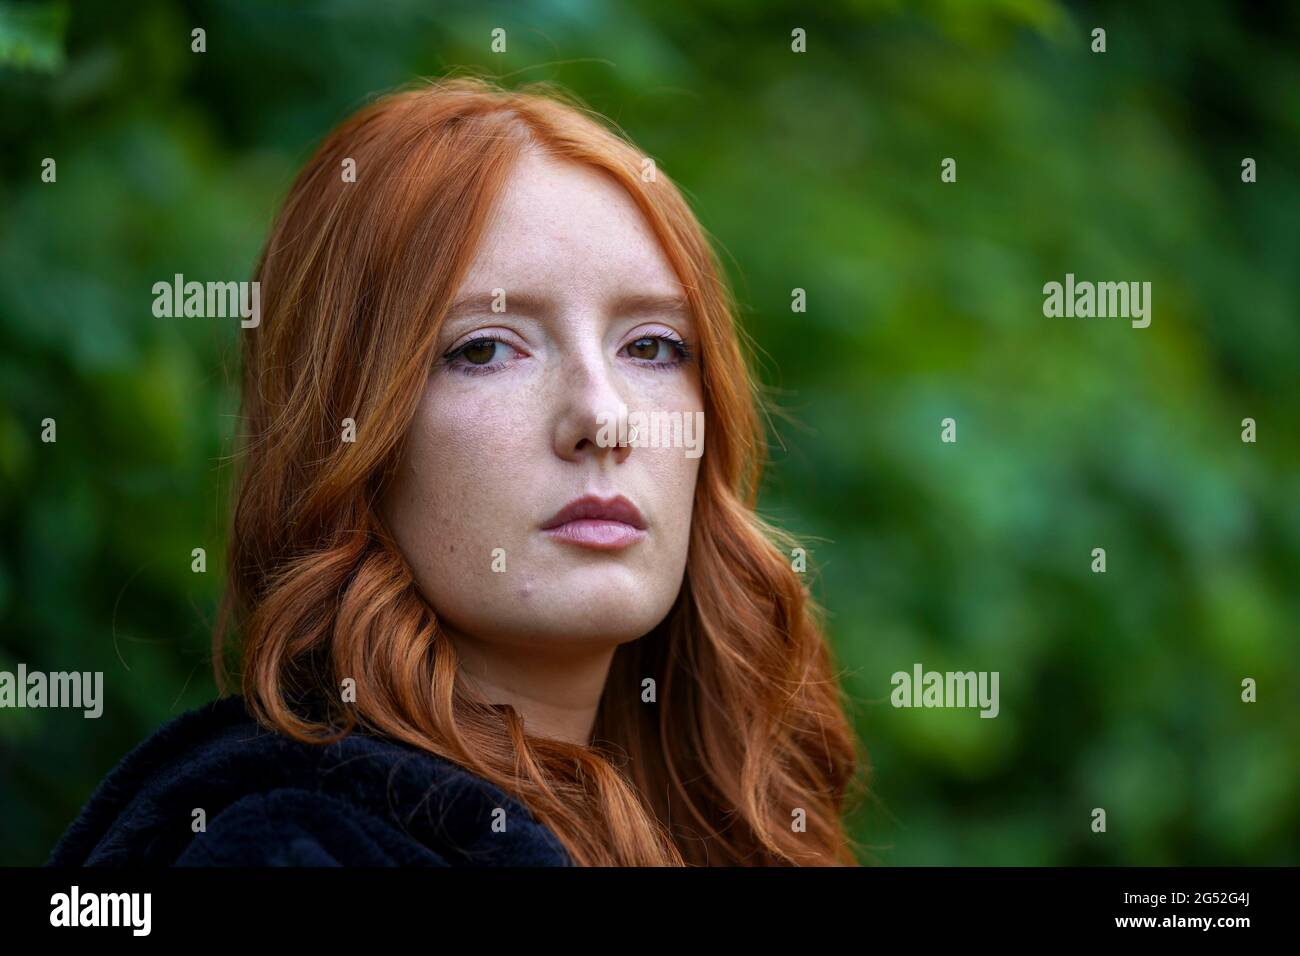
[550,341,633,467]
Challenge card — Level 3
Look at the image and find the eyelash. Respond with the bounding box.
[441,333,693,376]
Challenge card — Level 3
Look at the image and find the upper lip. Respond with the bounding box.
[542,494,646,531]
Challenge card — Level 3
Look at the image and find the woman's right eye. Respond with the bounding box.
[443,335,517,375]
[460,339,500,365]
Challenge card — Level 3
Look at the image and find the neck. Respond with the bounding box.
[443,627,616,746]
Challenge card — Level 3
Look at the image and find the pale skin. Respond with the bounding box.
[380,149,705,747]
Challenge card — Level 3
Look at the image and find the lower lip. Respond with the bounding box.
[543,519,646,550]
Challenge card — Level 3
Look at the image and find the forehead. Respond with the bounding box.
[457,149,683,298]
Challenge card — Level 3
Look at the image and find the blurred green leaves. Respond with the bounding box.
[0,1,67,71]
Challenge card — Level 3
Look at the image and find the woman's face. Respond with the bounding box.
[381,149,704,651]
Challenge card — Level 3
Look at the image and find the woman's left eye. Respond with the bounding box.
[622,335,691,368]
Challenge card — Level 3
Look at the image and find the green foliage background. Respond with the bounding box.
[1,0,1296,866]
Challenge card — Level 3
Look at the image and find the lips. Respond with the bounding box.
[541,494,647,550]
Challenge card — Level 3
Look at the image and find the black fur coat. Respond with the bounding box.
[46,694,572,867]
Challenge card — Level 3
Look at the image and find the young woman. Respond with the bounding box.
[49,76,866,867]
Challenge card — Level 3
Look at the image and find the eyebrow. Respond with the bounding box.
[445,291,549,319]
[444,290,692,321]
[609,291,693,320]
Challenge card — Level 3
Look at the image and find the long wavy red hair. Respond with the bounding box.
[213,75,867,866]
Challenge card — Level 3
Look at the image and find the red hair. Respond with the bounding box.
[214,75,866,865]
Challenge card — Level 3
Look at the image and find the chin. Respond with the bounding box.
[466,591,676,647]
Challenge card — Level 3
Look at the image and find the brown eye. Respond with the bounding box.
[462,340,498,364]
[627,337,661,361]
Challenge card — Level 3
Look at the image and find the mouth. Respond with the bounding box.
[541,494,647,551]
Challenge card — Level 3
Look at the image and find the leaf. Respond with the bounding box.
[0,0,68,72]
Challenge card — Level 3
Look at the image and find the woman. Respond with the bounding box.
[49,76,866,867]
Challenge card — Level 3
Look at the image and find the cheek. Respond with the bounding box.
[665,451,703,559]
[630,377,705,555]
[386,382,534,605]
[648,455,700,583]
